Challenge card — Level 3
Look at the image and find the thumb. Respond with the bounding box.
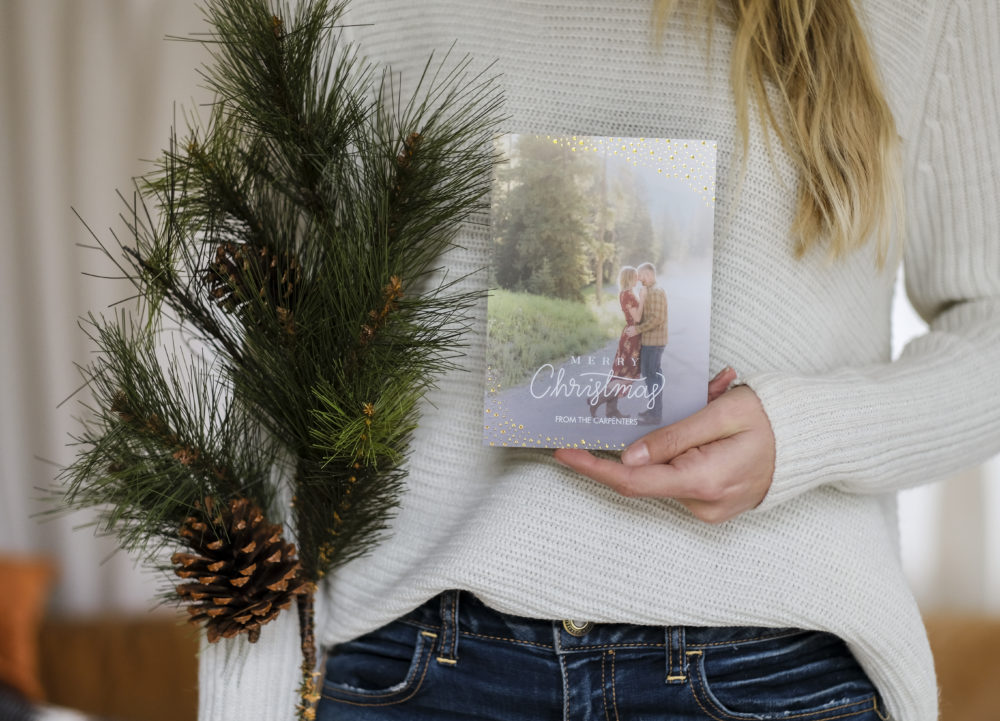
[622,396,733,466]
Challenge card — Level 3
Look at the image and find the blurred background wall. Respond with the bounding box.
[1,0,211,616]
[0,0,998,718]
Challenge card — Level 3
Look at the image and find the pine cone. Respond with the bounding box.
[172,497,306,643]
[206,241,300,316]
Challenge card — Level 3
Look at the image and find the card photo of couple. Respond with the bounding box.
[484,134,716,450]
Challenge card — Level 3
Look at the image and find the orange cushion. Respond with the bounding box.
[0,556,56,702]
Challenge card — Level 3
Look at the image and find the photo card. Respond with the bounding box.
[484,134,717,450]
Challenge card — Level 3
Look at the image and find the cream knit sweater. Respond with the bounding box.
[198,1,1000,719]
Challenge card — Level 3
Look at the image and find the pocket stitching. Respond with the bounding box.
[688,651,879,721]
[321,631,434,706]
[461,630,554,649]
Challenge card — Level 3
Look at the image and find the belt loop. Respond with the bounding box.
[665,626,688,683]
[437,590,460,667]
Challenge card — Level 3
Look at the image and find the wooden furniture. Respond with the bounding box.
[38,615,198,721]
[924,613,1000,721]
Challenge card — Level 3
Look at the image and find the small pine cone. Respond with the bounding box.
[205,242,300,316]
[395,132,422,171]
[172,497,307,643]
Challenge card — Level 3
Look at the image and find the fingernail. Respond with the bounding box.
[712,366,734,380]
[622,443,649,466]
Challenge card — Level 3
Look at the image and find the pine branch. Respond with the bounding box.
[59,1,504,717]
[59,314,278,556]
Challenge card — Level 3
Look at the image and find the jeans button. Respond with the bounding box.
[562,619,594,637]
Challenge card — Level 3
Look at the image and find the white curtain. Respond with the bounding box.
[0,0,210,614]
[891,277,1000,614]
[1,0,997,616]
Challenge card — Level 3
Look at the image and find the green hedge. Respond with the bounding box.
[486,289,612,388]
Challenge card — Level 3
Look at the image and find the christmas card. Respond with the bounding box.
[484,134,717,450]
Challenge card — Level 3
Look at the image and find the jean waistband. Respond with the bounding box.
[399,590,805,657]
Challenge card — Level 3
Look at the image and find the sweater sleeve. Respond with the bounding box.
[744,1,1000,511]
[197,603,303,721]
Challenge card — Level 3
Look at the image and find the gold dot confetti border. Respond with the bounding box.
[546,135,717,207]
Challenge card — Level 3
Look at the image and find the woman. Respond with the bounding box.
[589,265,644,418]
[199,2,1000,720]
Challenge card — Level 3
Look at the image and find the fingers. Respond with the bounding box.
[667,433,766,522]
[553,376,775,525]
[623,384,757,467]
[553,447,707,500]
[554,436,754,522]
[622,392,742,467]
[707,366,737,403]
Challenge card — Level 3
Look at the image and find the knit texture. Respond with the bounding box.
[198,1,1000,719]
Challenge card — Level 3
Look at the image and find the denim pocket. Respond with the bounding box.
[321,620,435,706]
[688,630,889,721]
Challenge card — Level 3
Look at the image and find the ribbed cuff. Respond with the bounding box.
[741,369,882,510]
[743,303,1000,512]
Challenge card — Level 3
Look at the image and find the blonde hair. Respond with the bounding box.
[654,0,902,265]
[618,266,638,289]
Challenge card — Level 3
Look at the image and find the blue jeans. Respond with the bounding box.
[317,591,890,721]
[640,344,665,419]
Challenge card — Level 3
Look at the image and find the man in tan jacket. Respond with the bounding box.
[626,262,668,424]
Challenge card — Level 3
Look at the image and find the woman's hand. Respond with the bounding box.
[553,368,775,524]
